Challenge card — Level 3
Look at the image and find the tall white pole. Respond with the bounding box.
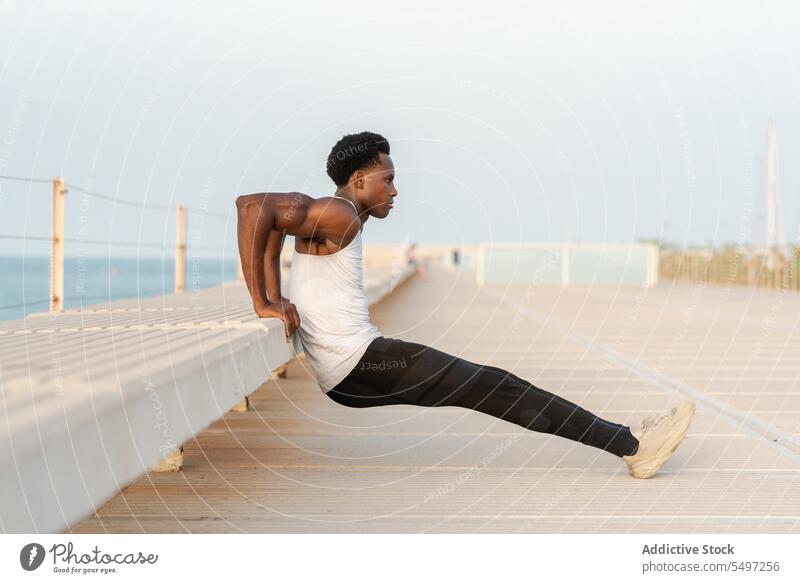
[766,119,777,250]
[765,120,780,270]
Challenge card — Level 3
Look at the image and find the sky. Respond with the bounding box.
[1,0,799,258]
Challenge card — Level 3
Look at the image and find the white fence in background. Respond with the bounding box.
[476,242,659,287]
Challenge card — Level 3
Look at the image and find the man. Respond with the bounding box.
[235,131,696,479]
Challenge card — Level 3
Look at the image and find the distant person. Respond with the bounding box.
[452,248,460,267]
[236,131,695,479]
[406,242,428,280]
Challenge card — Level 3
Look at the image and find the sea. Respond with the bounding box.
[0,255,238,321]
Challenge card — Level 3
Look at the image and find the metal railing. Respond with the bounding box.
[0,174,240,314]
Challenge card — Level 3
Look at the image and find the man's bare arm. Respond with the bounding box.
[263,228,286,303]
[235,192,357,339]
[236,193,273,312]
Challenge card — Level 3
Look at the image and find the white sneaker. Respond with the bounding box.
[622,399,696,479]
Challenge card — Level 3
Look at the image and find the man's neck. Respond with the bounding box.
[334,185,355,204]
[334,188,368,228]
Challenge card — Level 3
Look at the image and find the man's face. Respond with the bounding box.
[355,152,397,219]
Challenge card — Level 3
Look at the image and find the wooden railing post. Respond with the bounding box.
[50,177,66,312]
[175,205,186,293]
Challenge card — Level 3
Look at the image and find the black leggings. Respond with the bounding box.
[327,336,640,458]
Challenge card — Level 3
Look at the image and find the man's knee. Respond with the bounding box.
[326,389,366,408]
[519,408,552,432]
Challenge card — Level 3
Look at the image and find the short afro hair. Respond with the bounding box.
[326,131,390,187]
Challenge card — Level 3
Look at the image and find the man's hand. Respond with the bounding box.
[254,298,301,342]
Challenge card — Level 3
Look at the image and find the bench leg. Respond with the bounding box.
[151,446,183,472]
[230,396,251,412]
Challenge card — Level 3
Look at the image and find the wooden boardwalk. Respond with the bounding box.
[70,266,800,533]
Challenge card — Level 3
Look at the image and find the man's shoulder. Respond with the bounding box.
[306,196,358,225]
[294,195,361,248]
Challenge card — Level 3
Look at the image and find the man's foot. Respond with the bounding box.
[622,399,696,479]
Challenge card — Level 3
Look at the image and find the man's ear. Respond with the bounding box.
[351,170,364,189]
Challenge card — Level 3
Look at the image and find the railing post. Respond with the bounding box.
[175,205,186,293]
[50,177,66,312]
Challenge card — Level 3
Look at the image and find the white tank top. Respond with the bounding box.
[287,196,383,392]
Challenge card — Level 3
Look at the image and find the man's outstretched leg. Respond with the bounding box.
[327,337,695,478]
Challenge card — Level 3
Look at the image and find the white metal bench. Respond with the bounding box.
[0,265,414,533]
